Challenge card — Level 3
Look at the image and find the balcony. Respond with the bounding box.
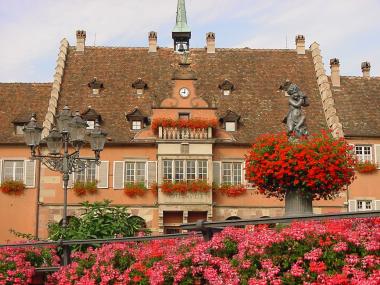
[158,126,212,140]
[152,118,217,140]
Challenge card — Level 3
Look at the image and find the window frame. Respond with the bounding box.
[355,145,373,163]
[2,160,24,182]
[221,161,243,185]
[131,120,142,130]
[75,161,97,183]
[225,121,236,132]
[124,161,146,184]
[163,159,208,182]
[357,200,372,211]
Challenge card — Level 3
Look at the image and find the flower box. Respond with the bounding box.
[355,161,377,174]
[124,182,148,197]
[215,183,247,197]
[161,180,211,195]
[0,180,26,195]
[73,181,98,196]
[152,117,217,132]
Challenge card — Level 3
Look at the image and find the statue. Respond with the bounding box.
[280,80,309,137]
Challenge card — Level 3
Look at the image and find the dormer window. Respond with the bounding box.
[81,107,102,130]
[220,110,240,132]
[126,108,149,130]
[132,120,142,130]
[88,77,104,95]
[218,79,235,96]
[132,78,148,96]
[12,113,35,135]
[179,113,190,120]
[15,124,25,135]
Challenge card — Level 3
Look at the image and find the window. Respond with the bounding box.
[357,200,372,211]
[163,160,208,182]
[225,122,236,132]
[2,160,24,181]
[222,162,242,185]
[75,161,96,182]
[125,161,146,183]
[132,121,142,130]
[179,113,190,120]
[15,125,24,135]
[355,145,372,162]
[136,88,143,95]
[86,120,95,130]
[223,90,230,96]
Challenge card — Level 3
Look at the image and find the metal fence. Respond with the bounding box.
[1,210,379,274]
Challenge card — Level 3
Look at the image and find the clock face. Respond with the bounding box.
[179,87,190,98]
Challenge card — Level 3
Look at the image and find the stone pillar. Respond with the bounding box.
[206,32,215,54]
[330,58,340,87]
[284,190,313,216]
[361,61,371,78]
[76,30,86,52]
[295,35,305,55]
[148,31,157,53]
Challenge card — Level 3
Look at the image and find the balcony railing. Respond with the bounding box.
[158,126,212,140]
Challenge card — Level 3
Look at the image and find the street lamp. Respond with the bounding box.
[23,107,107,266]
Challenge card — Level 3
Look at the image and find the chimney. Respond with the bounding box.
[295,35,305,55]
[148,31,157,53]
[206,32,215,54]
[361,61,371,78]
[329,58,340,87]
[76,30,86,52]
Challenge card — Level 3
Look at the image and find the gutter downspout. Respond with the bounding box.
[34,148,41,238]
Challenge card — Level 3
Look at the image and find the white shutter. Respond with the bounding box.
[147,161,157,187]
[68,173,74,188]
[348,200,357,212]
[374,200,380,210]
[113,161,125,189]
[374,144,380,169]
[97,161,109,189]
[24,160,36,188]
[213,161,221,186]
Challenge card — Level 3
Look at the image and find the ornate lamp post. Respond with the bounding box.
[23,107,107,265]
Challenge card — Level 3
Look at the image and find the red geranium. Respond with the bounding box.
[151,118,217,132]
[161,180,211,195]
[355,161,377,174]
[245,131,356,200]
[0,180,26,195]
[216,184,248,197]
[124,182,147,197]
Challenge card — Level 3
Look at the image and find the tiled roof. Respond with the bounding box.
[0,83,51,144]
[57,46,328,144]
[331,76,380,137]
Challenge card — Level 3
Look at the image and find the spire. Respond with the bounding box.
[172,0,191,52]
[173,0,191,33]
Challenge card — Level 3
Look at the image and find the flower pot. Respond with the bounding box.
[29,271,45,285]
[284,190,313,216]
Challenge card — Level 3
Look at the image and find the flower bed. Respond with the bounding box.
[0,245,59,284]
[47,218,380,284]
[161,180,211,195]
[355,161,378,174]
[72,181,97,196]
[124,182,148,197]
[151,117,218,132]
[0,180,26,195]
[245,131,356,200]
[215,183,248,197]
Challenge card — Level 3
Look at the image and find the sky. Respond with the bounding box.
[0,0,379,82]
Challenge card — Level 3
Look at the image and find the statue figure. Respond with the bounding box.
[280,81,309,137]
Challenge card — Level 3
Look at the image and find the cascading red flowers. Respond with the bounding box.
[245,131,357,200]
[355,161,378,174]
[151,117,218,132]
[161,180,211,195]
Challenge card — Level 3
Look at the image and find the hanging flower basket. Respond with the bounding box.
[161,180,211,195]
[245,131,356,215]
[73,181,98,196]
[355,161,377,174]
[124,182,148,197]
[214,184,247,197]
[0,180,26,195]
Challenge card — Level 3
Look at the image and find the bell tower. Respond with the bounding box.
[172,0,191,52]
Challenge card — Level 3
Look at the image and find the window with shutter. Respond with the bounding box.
[348,200,357,212]
[113,161,125,189]
[374,144,380,169]
[147,161,157,187]
[24,160,36,188]
[374,200,380,210]
[2,160,24,182]
[213,161,221,186]
[97,161,109,188]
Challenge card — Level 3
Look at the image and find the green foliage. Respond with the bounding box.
[47,200,147,251]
